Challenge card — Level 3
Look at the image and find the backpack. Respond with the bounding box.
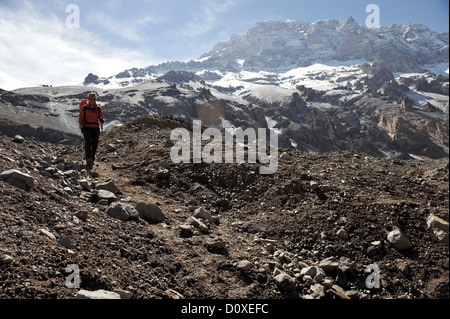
[80,100,103,127]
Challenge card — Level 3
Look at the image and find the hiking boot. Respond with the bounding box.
[87,158,93,168]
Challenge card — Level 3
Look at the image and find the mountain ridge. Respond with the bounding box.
[84,18,448,87]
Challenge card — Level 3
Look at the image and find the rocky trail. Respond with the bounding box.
[0,115,448,300]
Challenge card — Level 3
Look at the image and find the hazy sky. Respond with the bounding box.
[0,0,448,86]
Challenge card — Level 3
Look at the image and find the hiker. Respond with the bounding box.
[79,92,105,168]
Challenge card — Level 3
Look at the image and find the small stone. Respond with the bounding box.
[309,284,326,299]
[95,179,119,194]
[205,237,226,249]
[104,144,118,152]
[179,224,194,236]
[13,135,25,143]
[337,229,349,240]
[76,290,121,299]
[79,179,91,191]
[426,214,449,244]
[188,216,209,234]
[107,202,140,222]
[237,260,253,271]
[319,257,339,272]
[38,229,56,241]
[338,257,357,272]
[193,207,213,223]
[310,181,320,191]
[300,266,318,277]
[114,289,133,299]
[75,210,89,222]
[387,229,413,250]
[135,202,166,224]
[367,245,382,258]
[58,237,76,249]
[95,189,118,204]
[280,152,293,161]
[274,273,296,291]
[329,285,351,299]
[0,254,13,265]
[165,289,184,299]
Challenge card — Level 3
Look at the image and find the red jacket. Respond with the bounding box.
[79,100,104,129]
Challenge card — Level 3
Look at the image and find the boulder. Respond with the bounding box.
[107,202,140,222]
[0,169,35,191]
[135,202,166,224]
[95,179,119,194]
[274,273,297,291]
[95,190,118,204]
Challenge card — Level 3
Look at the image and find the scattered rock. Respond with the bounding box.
[205,237,227,249]
[135,202,166,224]
[165,289,184,299]
[0,254,13,265]
[280,152,293,161]
[75,289,121,299]
[329,285,351,299]
[338,257,357,272]
[0,169,35,191]
[107,202,140,222]
[179,224,194,236]
[308,284,326,299]
[236,260,253,271]
[38,229,56,241]
[193,207,213,223]
[114,289,133,300]
[75,210,89,222]
[387,229,413,250]
[319,257,339,272]
[188,216,210,234]
[13,135,25,143]
[57,237,76,249]
[337,228,349,240]
[95,189,118,204]
[426,214,449,245]
[78,179,91,191]
[310,181,320,191]
[95,179,120,195]
[274,273,297,291]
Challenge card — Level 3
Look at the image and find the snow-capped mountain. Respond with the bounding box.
[1,18,449,159]
[86,17,448,87]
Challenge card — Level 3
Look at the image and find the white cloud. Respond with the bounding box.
[0,1,153,88]
[182,0,243,37]
[88,11,162,43]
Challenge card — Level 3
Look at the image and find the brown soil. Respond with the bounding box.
[0,115,448,300]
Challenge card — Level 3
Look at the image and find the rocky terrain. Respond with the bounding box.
[0,115,448,300]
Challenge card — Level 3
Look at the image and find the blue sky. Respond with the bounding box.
[0,0,448,87]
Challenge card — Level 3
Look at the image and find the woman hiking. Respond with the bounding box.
[79,92,105,169]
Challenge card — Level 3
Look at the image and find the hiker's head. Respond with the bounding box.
[88,93,97,105]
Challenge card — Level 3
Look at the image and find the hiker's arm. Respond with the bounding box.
[79,106,85,129]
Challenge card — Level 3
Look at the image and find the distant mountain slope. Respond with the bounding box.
[1,18,448,159]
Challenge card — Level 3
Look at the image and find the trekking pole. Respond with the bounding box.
[81,135,85,164]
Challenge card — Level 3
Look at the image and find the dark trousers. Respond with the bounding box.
[82,127,100,162]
